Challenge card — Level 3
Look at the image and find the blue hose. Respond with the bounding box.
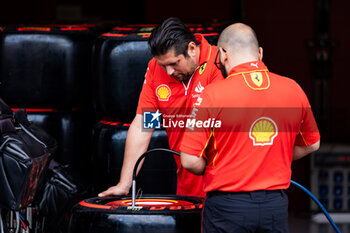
[290,180,341,233]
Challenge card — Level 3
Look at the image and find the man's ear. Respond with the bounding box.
[220,47,228,63]
[258,47,263,61]
[187,41,197,57]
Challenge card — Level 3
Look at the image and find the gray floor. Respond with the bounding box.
[289,211,349,233]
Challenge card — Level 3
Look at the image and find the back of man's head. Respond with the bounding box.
[218,23,259,61]
[148,17,196,57]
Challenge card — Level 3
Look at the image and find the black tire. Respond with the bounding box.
[0,27,95,108]
[94,34,152,122]
[92,122,177,195]
[26,109,94,183]
[68,195,203,233]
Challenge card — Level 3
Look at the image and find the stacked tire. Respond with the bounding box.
[92,122,177,194]
[0,24,98,232]
[0,25,97,182]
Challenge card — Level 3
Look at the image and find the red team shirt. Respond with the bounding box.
[180,61,320,193]
[136,34,224,196]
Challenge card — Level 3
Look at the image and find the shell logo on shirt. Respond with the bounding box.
[156,84,171,101]
[250,72,263,87]
[249,117,278,146]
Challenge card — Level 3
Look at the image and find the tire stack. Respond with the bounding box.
[0,25,97,185]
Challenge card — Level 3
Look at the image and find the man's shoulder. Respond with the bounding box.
[269,72,302,89]
[148,57,158,70]
[146,58,167,80]
[268,72,309,102]
[201,78,227,97]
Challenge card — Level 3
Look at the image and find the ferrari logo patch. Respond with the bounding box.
[250,72,263,87]
[199,62,207,75]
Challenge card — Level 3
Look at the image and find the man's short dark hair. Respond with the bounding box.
[148,17,197,57]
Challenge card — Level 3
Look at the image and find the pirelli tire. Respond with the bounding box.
[68,195,204,233]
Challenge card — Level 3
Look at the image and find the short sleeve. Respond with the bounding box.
[294,88,320,146]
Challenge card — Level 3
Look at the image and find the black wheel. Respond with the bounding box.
[68,195,203,233]
[92,123,177,195]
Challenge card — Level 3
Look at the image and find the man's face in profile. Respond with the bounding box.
[155,47,198,82]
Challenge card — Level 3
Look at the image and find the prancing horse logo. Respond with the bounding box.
[250,72,263,87]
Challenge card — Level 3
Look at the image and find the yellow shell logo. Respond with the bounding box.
[199,62,207,75]
[156,84,171,101]
[249,117,278,146]
[250,72,263,87]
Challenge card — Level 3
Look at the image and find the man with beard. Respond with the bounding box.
[99,17,224,197]
[180,23,320,232]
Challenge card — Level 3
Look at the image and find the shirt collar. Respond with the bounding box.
[228,61,268,77]
[195,34,212,66]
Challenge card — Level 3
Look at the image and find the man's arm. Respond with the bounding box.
[180,151,206,175]
[98,114,154,197]
[293,140,320,161]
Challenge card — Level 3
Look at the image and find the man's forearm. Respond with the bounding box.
[293,140,320,160]
[118,114,154,188]
[180,151,206,175]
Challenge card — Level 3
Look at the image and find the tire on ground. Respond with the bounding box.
[68,195,203,233]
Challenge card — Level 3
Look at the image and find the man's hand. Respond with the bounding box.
[98,183,130,197]
[98,114,154,197]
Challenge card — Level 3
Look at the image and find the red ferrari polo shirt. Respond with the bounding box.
[180,61,320,193]
[136,34,224,196]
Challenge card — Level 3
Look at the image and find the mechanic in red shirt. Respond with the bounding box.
[180,23,320,232]
[99,17,223,197]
